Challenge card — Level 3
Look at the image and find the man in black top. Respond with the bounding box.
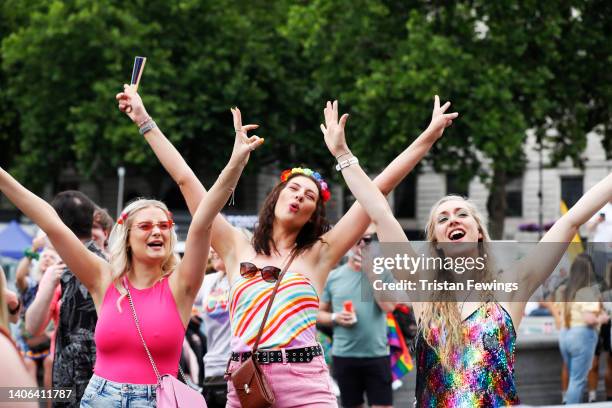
[50,191,105,407]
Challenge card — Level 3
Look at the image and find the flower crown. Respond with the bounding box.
[116,210,174,225]
[280,167,331,202]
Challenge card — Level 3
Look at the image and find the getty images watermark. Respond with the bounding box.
[359,241,608,303]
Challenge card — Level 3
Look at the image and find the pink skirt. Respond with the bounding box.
[226,354,337,407]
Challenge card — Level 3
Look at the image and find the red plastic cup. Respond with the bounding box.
[343,300,353,313]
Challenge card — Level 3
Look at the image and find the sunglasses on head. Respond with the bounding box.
[358,235,373,246]
[133,221,175,232]
[240,262,281,283]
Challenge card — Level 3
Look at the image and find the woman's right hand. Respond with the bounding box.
[116,84,150,125]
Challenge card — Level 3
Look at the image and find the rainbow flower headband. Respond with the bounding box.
[280,168,331,202]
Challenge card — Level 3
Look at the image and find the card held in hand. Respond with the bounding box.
[130,56,147,92]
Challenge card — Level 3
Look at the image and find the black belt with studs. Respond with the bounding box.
[230,344,323,364]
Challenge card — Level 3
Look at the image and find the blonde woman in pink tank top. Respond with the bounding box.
[0,87,263,407]
[141,96,457,406]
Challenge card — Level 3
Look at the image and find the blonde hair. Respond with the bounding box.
[107,199,180,312]
[421,195,494,369]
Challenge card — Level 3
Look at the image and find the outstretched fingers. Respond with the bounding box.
[439,101,451,113]
[339,113,349,129]
[242,124,259,132]
[231,107,243,131]
[332,100,339,123]
[324,101,332,125]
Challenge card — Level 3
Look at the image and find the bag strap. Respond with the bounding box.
[251,251,299,352]
[124,279,191,386]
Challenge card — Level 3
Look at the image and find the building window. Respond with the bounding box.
[505,177,523,217]
[446,174,469,197]
[394,173,416,218]
[561,176,583,209]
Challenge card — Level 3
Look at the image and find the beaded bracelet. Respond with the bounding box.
[335,151,351,160]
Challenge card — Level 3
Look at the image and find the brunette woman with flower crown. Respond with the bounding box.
[0,97,261,407]
[115,85,458,406]
[320,101,612,406]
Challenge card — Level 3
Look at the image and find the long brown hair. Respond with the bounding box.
[253,173,330,256]
[563,254,597,328]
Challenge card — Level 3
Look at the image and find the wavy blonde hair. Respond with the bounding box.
[421,195,495,369]
[107,199,180,312]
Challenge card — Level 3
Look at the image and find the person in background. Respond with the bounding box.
[199,248,231,407]
[318,225,396,408]
[91,207,113,256]
[558,254,610,404]
[0,266,37,408]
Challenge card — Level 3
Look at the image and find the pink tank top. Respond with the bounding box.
[94,277,185,384]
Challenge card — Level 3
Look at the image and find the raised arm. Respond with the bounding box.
[25,262,64,336]
[116,86,247,262]
[14,235,46,293]
[171,107,263,321]
[520,172,612,296]
[317,96,458,269]
[321,101,408,244]
[0,168,108,299]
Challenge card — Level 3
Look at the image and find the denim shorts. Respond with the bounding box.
[79,374,157,407]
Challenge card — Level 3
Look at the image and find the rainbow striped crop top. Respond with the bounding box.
[229,270,319,352]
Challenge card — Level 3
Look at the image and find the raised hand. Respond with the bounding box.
[320,100,350,158]
[32,234,47,252]
[116,84,150,125]
[46,262,66,286]
[230,107,264,166]
[425,95,459,141]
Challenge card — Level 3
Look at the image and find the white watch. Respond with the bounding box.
[330,312,337,324]
[335,157,359,171]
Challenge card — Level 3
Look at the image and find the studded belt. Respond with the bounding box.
[230,344,323,364]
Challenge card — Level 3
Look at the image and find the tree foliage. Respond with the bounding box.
[0,0,609,236]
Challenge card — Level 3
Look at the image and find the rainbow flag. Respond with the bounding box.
[387,312,413,381]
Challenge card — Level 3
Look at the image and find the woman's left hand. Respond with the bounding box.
[320,100,350,158]
[230,107,264,166]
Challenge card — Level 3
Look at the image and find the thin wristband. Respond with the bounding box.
[136,116,152,128]
[335,151,351,160]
